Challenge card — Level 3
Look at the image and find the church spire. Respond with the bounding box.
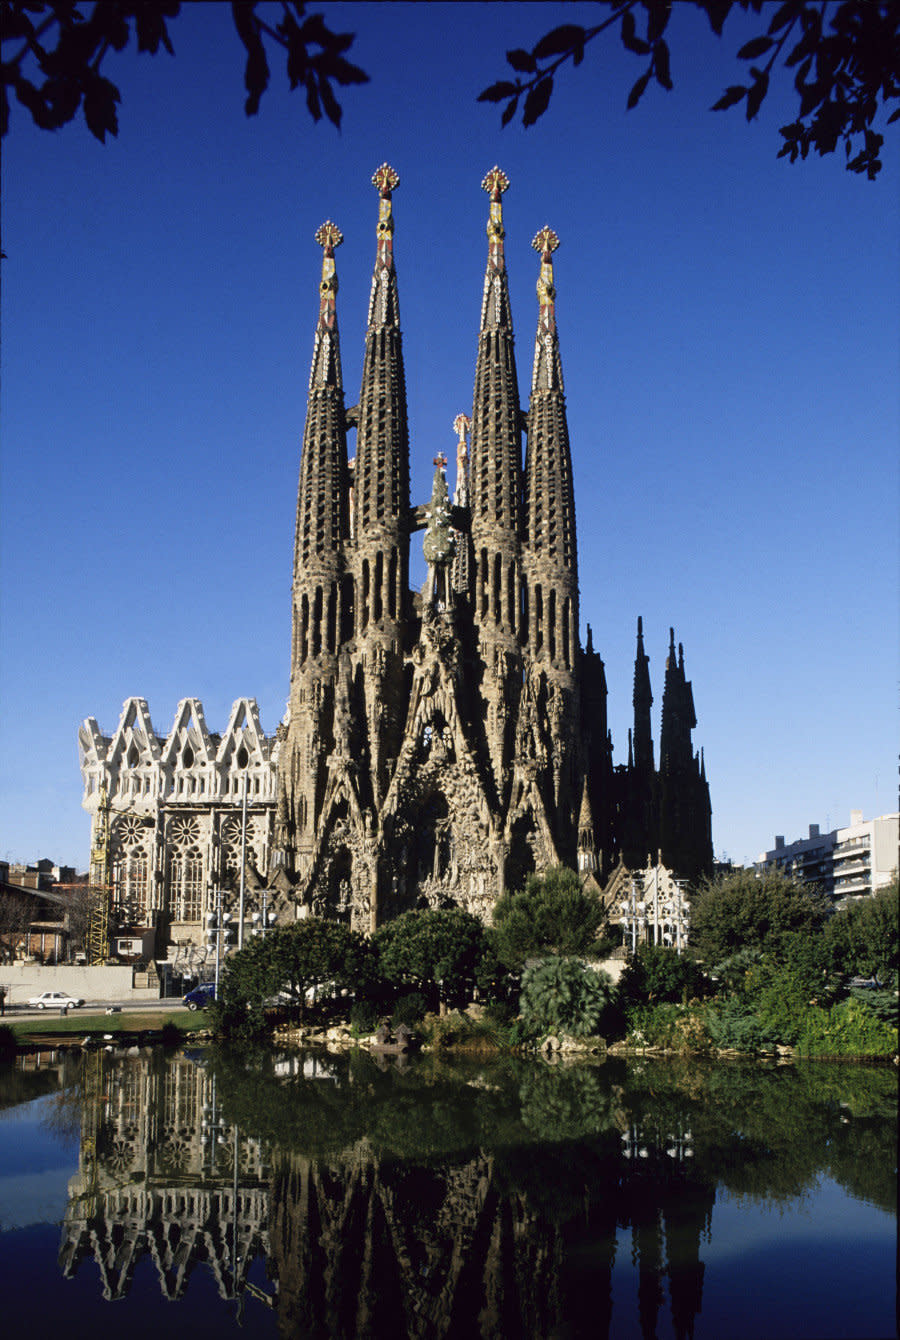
[275,220,352,879]
[632,616,654,775]
[450,413,473,596]
[468,167,523,640]
[293,220,350,607]
[351,163,410,627]
[349,164,410,810]
[523,225,578,668]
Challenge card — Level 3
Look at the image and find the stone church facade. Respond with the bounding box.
[79,166,711,955]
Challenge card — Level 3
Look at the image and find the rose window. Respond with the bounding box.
[116,814,145,848]
[170,815,201,848]
[221,818,242,847]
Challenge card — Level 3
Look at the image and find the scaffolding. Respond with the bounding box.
[87,783,111,965]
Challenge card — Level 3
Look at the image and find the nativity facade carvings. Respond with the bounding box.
[79,167,711,961]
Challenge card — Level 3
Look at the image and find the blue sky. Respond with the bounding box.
[1,2,897,871]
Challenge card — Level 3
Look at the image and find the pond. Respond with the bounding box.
[0,1046,895,1339]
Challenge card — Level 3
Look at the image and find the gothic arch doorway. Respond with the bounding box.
[506,813,538,894]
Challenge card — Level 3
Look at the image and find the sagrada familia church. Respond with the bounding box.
[79,167,711,961]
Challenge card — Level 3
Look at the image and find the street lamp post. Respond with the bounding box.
[205,889,234,993]
[238,770,248,949]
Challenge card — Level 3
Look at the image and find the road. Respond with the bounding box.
[5,998,190,1021]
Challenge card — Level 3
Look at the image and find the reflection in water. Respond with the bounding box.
[38,1047,896,1338]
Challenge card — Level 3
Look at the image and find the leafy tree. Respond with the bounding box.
[519,956,614,1036]
[822,879,899,980]
[372,906,487,1009]
[617,942,707,1008]
[479,1,900,179]
[4,2,897,180]
[215,917,371,1032]
[2,0,367,141]
[492,866,607,969]
[689,867,832,964]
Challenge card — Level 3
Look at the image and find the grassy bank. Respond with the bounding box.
[2,1009,212,1046]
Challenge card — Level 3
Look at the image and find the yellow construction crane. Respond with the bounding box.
[87,784,111,965]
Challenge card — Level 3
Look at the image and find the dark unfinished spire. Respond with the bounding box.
[632,616,654,775]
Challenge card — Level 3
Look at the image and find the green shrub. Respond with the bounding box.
[492,867,607,968]
[625,1002,712,1053]
[797,996,898,1058]
[519,957,613,1036]
[391,992,428,1028]
[848,985,898,1026]
[349,999,381,1034]
[618,944,707,1008]
[704,997,769,1052]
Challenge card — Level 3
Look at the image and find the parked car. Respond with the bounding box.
[28,991,84,1009]
[183,983,216,1011]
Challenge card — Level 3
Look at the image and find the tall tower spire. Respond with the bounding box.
[522,226,578,668]
[521,225,580,849]
[632,616,654,776]
[450,413,473,596]
[275,221,351,877]
[468,167,524,804]
[350,164,410,806]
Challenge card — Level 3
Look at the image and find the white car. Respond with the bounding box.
[27,991,85,1010]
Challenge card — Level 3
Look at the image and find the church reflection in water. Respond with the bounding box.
[57,1049,717,1338]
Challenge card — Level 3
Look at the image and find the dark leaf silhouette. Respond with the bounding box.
[2,0,367,140]
[768,1,801,36]
[478,80,519,103]
[745,69,769,121]
[319,75,342,129]
[627,70,652,110]
[501,95,519,127]
[712,84,748,111]
[3,0,897,181]
[654,40,673,91]
[533,25,586,59]
[523,77,553,127]
[646,0,671,44]
[83,74,120,143]
[479,0,897,179]
[738,36,775,60]
[506,47,537,74]
[621,11,650,56]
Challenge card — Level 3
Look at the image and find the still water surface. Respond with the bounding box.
[0,1046,895,1339]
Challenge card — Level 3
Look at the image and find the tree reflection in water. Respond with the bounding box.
[40,1046,896,1337]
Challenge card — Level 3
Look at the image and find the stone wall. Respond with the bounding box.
[0,963,159,1005]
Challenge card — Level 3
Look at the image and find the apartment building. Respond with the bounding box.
[756,811,898,903]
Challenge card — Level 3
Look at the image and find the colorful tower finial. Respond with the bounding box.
[314,221,342,330]
[372,162,399,245]
[482,166,509,265]
[315,220,343,255]
[532,225,559,335]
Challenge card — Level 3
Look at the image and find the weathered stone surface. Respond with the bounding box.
[78,170,712,959]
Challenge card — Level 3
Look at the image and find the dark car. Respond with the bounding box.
[183,983,216,1011]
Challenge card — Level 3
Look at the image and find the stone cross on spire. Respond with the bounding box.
[482,166,509,270]
[532,225,559,337]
